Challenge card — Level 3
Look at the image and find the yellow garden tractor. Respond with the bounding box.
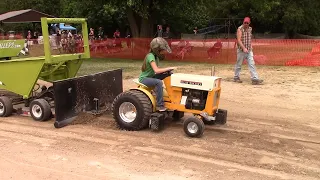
[112,69,227,138]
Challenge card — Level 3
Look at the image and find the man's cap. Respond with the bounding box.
[243,17,251,23]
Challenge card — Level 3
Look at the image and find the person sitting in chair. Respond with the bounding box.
[207,39,222,59]
[138,37,177,112]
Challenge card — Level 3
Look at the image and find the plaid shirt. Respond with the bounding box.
[237,25,252,51]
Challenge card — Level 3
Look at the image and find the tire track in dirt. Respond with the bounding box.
[230,119,319,136]
[0,155,100,180]
[1,116,320,179]
[0,130,56,145]
[140,138,320,173]
[134,146,319,180]
[0,122,120,147]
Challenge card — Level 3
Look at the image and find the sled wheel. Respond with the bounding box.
[112,90,152,131]
[183,116,205,138]
[0,96,13,117]
[29,99,52,121]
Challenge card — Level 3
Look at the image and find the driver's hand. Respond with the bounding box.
[170,67,177,70]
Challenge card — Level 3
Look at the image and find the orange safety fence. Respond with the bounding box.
[7,37,320,66]
[90,38,320,66]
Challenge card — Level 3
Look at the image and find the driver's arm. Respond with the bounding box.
[150,61,175,74]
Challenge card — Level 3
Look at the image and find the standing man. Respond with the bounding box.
[234,17,263,85]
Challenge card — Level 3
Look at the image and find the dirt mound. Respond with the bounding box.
[70,112,118,130]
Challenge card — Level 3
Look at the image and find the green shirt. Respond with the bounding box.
[139,53,159,82]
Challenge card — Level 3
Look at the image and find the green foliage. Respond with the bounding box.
[0,0,320,38]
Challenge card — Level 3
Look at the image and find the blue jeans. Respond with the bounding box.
[141,78,164,107]
[234,49,259,80]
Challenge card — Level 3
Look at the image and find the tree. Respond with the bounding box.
[1,0,320,38]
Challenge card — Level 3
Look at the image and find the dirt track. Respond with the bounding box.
[1,66,320,180]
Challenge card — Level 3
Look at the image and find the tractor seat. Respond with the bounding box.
[132,78,149,89]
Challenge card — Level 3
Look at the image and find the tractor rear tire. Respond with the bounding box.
[112,90,152,131]
[183,116,205,138]
[0,96,13,117]
[29,99,52,121]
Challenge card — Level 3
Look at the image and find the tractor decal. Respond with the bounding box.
[0,39,25,58]
[180,80,203,86]
[0,41,22,49]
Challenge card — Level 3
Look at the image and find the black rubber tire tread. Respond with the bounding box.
[112,90,152,131]
[150,116,160,131]
[172,110,184,121]
[183,116,205,138]
[0,96,13,117]
[29,99,52,121]
[216,109,227,125]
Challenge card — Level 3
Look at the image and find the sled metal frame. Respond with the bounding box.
[0,17,90,99]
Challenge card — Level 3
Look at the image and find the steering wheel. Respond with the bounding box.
[165,68,174,74]
[153,68,174,80]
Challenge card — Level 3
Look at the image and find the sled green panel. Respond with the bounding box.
[0,57,45,98]
[65,59,84,78]
[39,59,84,82]
[0,39,25,58]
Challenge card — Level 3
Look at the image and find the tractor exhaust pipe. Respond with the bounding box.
[211,66,215,76]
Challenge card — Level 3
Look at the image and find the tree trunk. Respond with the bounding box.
[139,0,154,38]
[140,18,153,38]
[125,0,155,38]
[126,8,139,38]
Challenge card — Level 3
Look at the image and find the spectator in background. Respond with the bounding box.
[125,29,132,48]
[89,28,94,40]
[193,27,198,34]
[113,29,120,38]
[33,31,39,44]
[163,26,172,39]
[98,27,104,40]
[234,16,263,85]
[67,30,73,38]
[207,39,222,59]
[55,24,61,46]
[77,32,82,40]
[163,26,172,51]
[113,29,121,48]
[157,25,163,37]
[27,30,32,40]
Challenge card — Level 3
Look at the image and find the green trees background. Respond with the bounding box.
[1,0,319,38]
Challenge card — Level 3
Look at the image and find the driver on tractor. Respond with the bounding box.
[138,37,177,112]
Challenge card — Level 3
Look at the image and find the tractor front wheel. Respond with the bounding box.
[29,99,52,121]
[0,96,13,117]
[183,116,205,138]
[112,90,152,131]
